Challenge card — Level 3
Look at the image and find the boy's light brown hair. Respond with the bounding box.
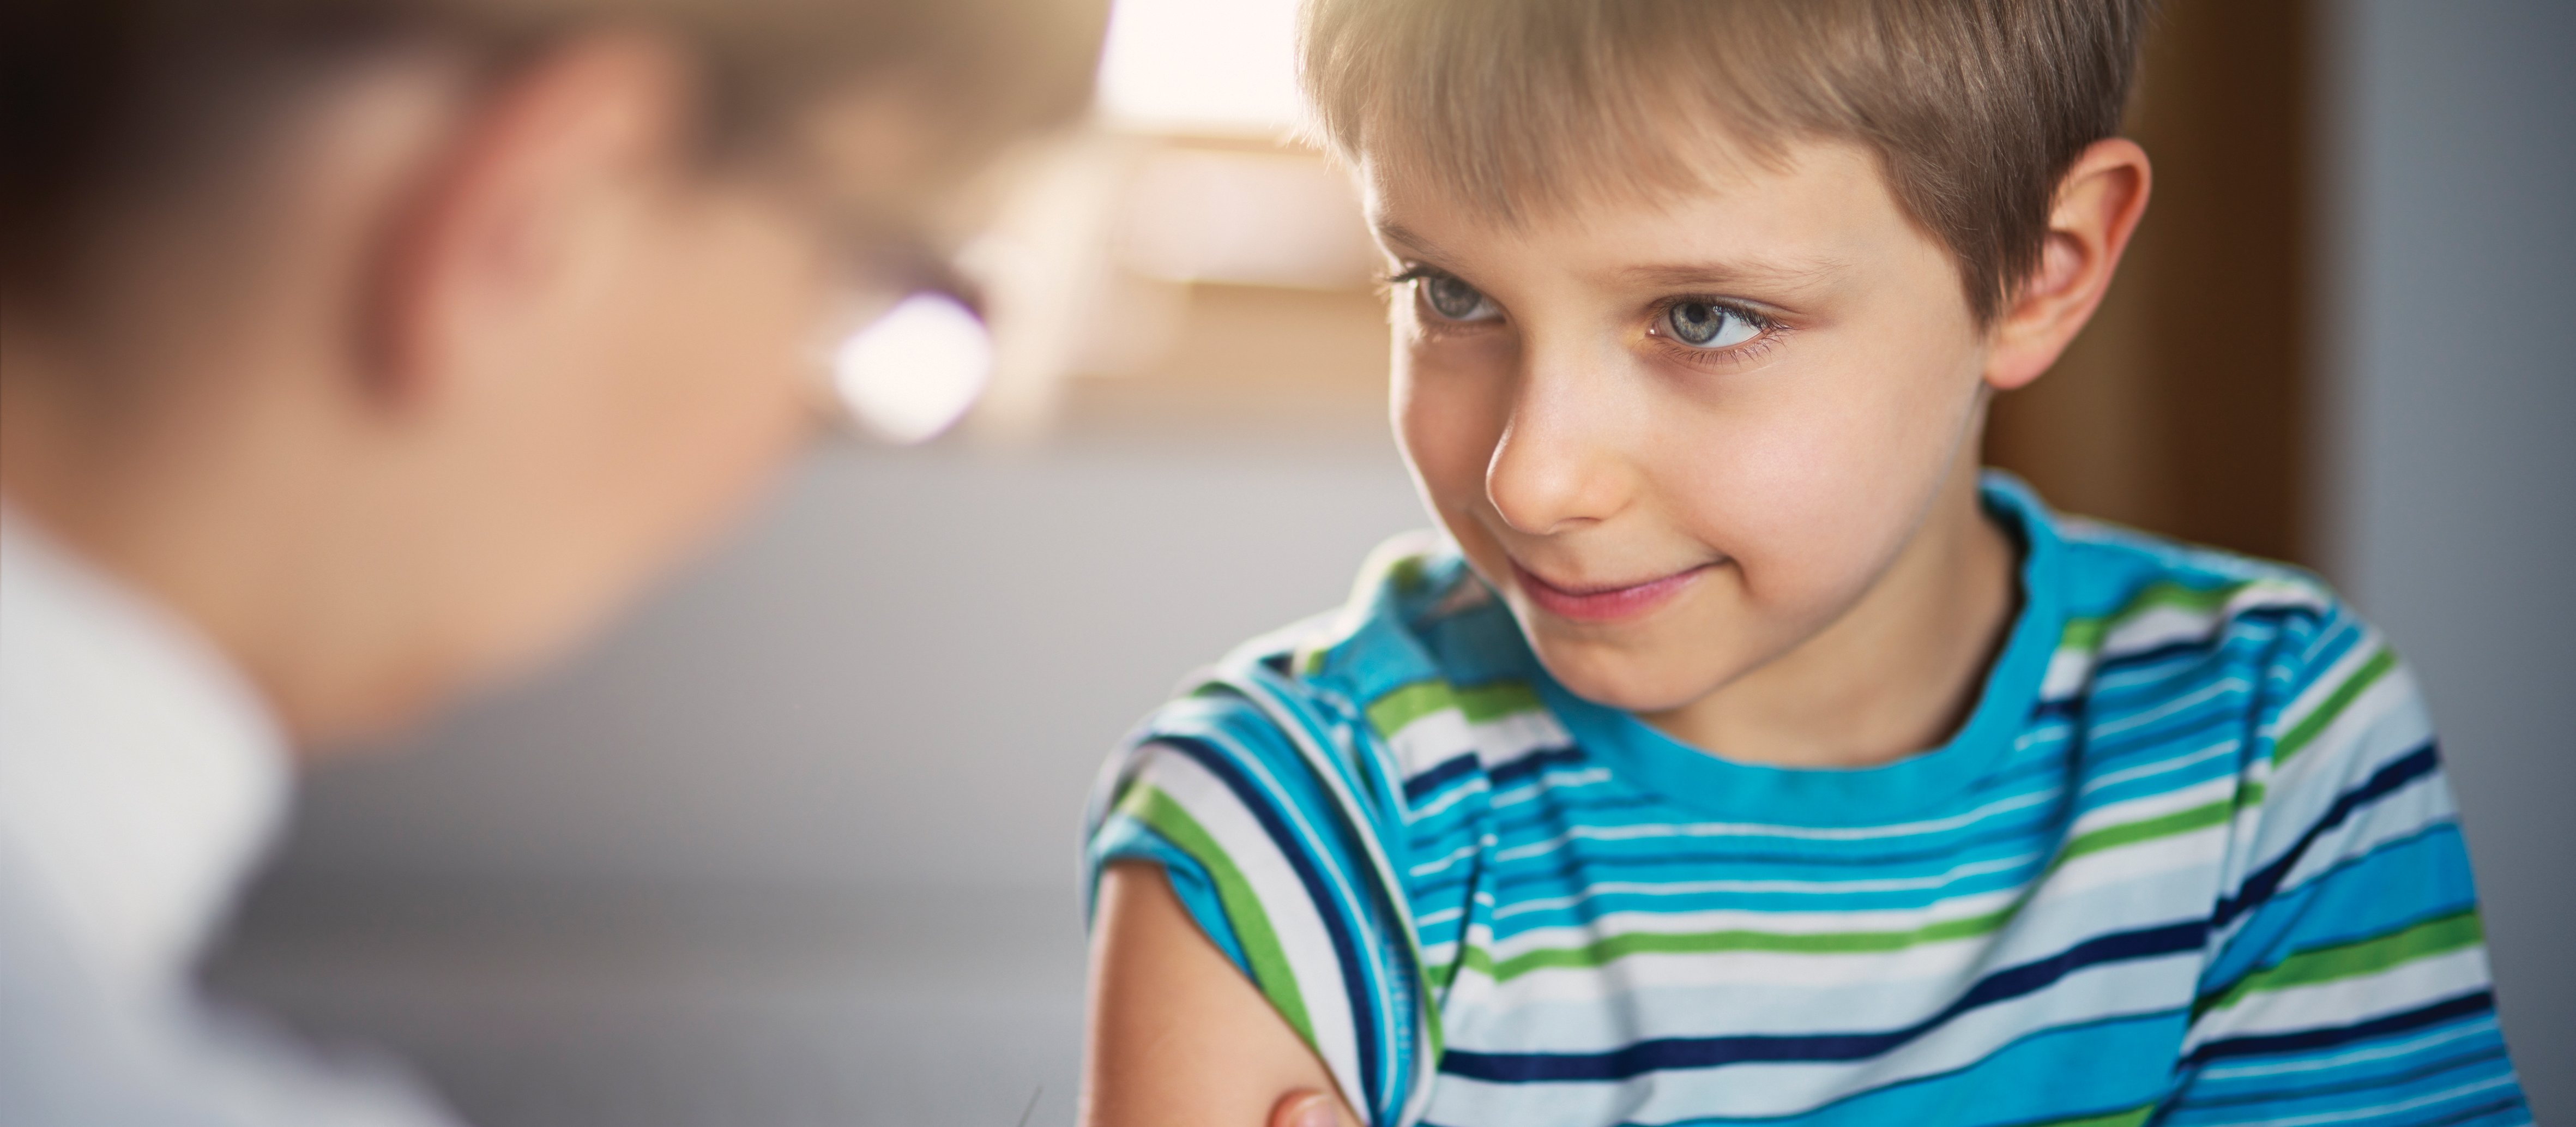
[1299,0,2159,324]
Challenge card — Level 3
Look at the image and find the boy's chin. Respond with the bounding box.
[1522,630,1746,718]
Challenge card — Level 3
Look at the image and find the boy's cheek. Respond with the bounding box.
[1396,375,1508,515]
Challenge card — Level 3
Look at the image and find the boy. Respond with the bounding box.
[1081,2,2527,1125]
[0,0,1100,1122]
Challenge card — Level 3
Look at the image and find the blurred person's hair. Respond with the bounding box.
[1298,0,2158,324]
[0,0,1103,316]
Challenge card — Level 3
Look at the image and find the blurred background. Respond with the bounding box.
[204,0,2576,1122]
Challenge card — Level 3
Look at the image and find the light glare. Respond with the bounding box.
[831,294,993,444]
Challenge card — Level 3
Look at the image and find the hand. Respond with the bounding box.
[1269,1090,1351,1127]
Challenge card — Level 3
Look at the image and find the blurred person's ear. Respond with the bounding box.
[373,30,696,410]
[1982,138,2152,393]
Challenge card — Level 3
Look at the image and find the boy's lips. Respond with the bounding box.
[1510,559,1716,623]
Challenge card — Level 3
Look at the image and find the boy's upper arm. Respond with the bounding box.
[1082,862,1360,1127]
[1080,690,1433,1127]
[2165,615,2526,1120]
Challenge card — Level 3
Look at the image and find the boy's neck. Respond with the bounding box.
[1638,455,2021,770]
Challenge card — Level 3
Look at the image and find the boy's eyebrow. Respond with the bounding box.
[1372,221,1451,262]
[1614,257,1853,291]
[1375,219,1852,293]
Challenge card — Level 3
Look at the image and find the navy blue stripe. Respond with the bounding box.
[1489,745,1589,787]
[2213,742,2441,930]
[1402,752,1483,801]
[1400,745,1590,804]
[2181,989,2494,1068]
[1439,920,2207,1081]
[1159,734,1389,1110]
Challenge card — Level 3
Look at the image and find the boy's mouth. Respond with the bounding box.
[1510,559,1717,624]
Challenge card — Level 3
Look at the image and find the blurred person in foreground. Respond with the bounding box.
[0,0,1102,1122]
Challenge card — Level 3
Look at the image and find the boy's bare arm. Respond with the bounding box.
[1081,861,1362,1127]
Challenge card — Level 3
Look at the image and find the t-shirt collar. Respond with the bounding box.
[1535,472,2067,826]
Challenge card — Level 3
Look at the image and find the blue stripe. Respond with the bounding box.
[2173,1044,2508,1110]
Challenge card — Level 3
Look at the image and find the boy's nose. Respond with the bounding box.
[1483,360,1639,537]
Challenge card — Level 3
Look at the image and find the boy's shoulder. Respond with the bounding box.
[1124,529,1544,799]
[1210,530,1529,718]
[2041,501,2354,682]
[2022,490,2421,807]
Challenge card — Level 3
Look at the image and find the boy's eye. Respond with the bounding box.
[1419,273,1501,322]
[1660,300,1762,349]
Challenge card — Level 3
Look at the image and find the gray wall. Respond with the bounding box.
[277,439,1429,894]
[2321,0,2576,1111]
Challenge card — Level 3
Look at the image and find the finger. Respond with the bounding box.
[1269,1089,1347,1127]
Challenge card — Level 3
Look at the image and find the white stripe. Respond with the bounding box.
[1487,767,1615,809]
[2080,738,2239,795]
[2062,774,2239,842]
[2089,675,2254,740]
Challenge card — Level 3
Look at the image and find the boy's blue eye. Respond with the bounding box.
[1420,274,1500,322]
[1663,300,1761,348]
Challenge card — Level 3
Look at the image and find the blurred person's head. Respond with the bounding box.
[0,0,1105,748]
[1301,0,2153,737]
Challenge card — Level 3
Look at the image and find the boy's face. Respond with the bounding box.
[1368,138,1995,714]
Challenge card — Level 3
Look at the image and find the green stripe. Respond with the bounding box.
[2052,798,2234,872]
[1461,903,2020,983]
[2058,580,2252,654]
[2273,646,2397,768]
[2195,908,2485,1021]
[1118,786,1317,1046]
[1365,679,1543,736]
[1386,552,1430,594]
[2021,1103,2155,1127]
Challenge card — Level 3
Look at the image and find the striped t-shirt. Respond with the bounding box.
[1082,476,2526,1127]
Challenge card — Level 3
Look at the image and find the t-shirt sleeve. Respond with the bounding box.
[1083,688,1430,1126]
[2164,608,2529,1124]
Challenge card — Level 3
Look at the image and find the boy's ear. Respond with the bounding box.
[364,31,695,411]
[1983,138,2152,392]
